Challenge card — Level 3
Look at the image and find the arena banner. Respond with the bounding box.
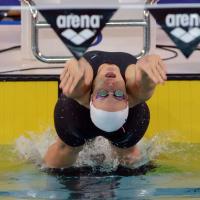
[40,9,117,59]
[150,8,200,58]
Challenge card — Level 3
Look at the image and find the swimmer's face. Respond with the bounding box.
[91,63,128,112]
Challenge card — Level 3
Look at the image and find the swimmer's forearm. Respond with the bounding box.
[136,74,156,100]
[126,76,155,102]
[126,54,166,102]
[44,138,82,168]
[125,65,156,102]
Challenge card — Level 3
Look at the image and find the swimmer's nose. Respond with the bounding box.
[104,79,116,88]
[108,82,113,87]
[107,82,115,89]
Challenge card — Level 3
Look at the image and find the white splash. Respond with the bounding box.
[74,136,119,172]
[14,129,172,171]
[15,128,56,166]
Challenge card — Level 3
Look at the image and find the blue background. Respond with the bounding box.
[0,0,200,6]
[0,0,20,5]
[158,0,200,3]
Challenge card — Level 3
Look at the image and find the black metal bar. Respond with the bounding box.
[1,74,200,81]
[0,74,59,81]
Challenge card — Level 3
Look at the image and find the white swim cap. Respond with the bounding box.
[90,101,129,132]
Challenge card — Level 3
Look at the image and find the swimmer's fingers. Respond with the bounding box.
[61,70,83,95]
[139,55,167,85]
[59,70,70,89]
[148,58,165,84]
[62,76,74,96]
[60,59,81,89]
[155,64,167,84]
[60,58,79,81]
[83,67,93,86]
[68,68,85,94]
[60,62,69,81]
[59,63,72,89]
[60,67,67,81]
[151,58,167,84]
[158,59,167,80]
[60,58,89,96]
[136,59,158,84]
[137,62,162,85]
[151,64,165,84]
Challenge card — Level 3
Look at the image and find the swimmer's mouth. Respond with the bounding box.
[105,72,116,78]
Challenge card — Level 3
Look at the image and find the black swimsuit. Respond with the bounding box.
[54,51,150,148]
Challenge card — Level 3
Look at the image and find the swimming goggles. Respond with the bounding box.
[96,89,126,101]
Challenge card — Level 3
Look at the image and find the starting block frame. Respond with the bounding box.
[24,0,151,63]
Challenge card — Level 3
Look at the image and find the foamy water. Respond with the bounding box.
[14,128,175,171]
[3,130,199,200]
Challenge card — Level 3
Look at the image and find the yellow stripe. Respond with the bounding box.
[0,81,58,144]
[0,80,200,144]
[146,81,200,143]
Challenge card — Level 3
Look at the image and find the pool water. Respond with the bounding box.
[0,132,200,200]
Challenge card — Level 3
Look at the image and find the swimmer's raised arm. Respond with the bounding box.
[59,57,93,105]
[125,54,167,105]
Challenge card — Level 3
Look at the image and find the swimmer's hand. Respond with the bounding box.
[59,58,92,98]
[135,54,167,100]
[135,54,167,86]
[125,54,167,105]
